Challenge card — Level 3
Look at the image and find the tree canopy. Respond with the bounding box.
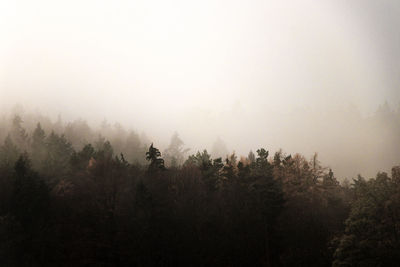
[0,112,398,266]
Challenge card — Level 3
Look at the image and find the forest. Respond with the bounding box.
[2,0,400,265]
[0,110,399,267]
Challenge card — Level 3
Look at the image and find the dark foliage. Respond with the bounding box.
[0,113,399,266]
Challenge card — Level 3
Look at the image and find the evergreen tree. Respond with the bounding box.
[333,172,400,266]
[211,137,228,159]
[146,143,165,172]
[11,115,28,151]
[31,123,46,170]
[249,148,284,266]
[70,143,95,170]
[0,135,19,169]
[42,132,74,183]
[164,132,189,168]
[124,130,142,164]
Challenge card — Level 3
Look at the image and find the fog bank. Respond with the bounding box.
[1,0,400,178]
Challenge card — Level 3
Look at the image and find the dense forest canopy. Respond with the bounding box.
[0,109,399,266]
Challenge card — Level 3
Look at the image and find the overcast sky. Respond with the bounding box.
[1,0,400,177]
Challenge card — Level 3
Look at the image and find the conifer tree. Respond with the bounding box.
[146,143,165,172]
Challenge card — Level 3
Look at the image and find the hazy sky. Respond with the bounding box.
[1,0,400,177]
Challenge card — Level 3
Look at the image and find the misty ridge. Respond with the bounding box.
[0,102,400,266]
[1,101,399,180]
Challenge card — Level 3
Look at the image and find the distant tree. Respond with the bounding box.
[123,130,142,164]
[146,143,165,172]
[255,148,270,172]
[185,150,223,190]
[11,115,28,151]
[42,132,74,183]
[0,135,19,169]
[95,139,114,160]
[248,150,256,165]
[221,152,238,182]
[110,122,127,156]
[310,153,325,183]
[94,135,107,151]
[31,123,46,170]
[70,143,95,170]
[164,132,189,168]
[185,150,212,170]
[211,137,228,159]
[322,168,338,187]
[64,119,92,150]
[237,160,250,180]
[100,119,113,138]
[393,165,400,183]
[53,114,64,134]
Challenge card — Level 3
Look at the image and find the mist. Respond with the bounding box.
[2,1,400,266]
[1,0,400,179]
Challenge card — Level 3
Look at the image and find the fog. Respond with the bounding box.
[1,0,400,179]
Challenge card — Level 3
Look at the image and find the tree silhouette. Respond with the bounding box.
[146,143,165,172]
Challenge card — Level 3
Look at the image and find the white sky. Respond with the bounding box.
[1,0,400,177]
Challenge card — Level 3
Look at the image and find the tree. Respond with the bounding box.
[31,123,46,170]
[248,148,284,266]
[42,132,74,183]
[164,132,189,168]
[211,137,228,159]
[333,171,400,266]
[146,143,165,172]
[95,138,114,160]
[255,148,270,173]
[11,115,28,151]
[0,135,19,169]
[248,150,256,165]
[70,143,95,170]
[123,130,142,164]
[185,150,223,190]
[221,152,238,182]
[64,119,93,150]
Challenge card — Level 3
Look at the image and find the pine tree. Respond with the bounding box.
[11,115,28,151]
[146,143,165,172]
[31,123,46,170]
[0,135,19,169]
[164,132,189,168]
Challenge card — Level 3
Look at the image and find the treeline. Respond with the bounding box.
[0,114,399,266]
